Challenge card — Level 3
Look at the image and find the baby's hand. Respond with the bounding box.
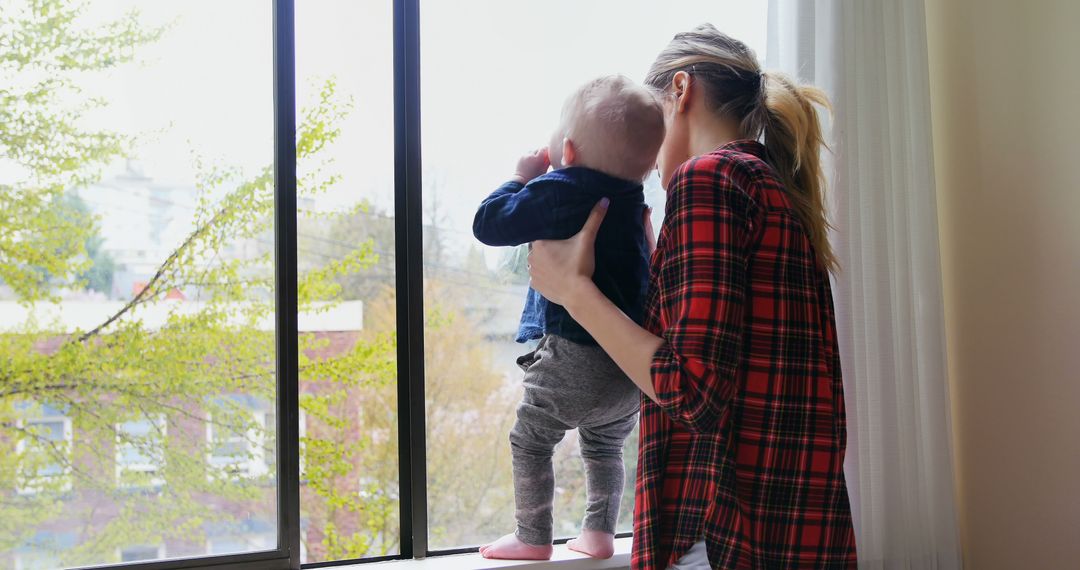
[512,147,550,184]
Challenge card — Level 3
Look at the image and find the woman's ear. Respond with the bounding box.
[562,137,577,166]
[671,70,692,114]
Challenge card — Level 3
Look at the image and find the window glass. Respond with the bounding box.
[0,1,278,566]
[13,551,60,570]
[207,533,274,556]
[419,0,767,549]
[295,0,398,564]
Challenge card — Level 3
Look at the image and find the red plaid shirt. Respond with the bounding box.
[634,140,857,569]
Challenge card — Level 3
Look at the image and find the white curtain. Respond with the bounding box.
[766,1,962,568]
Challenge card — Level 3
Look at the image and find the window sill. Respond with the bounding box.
[342,538,632,570]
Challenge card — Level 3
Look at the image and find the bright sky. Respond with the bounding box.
[64,1,768,269]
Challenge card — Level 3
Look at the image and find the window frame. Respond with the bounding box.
[390,0,428,563]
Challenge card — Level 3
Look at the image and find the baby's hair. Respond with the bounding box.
[559,75,665,181]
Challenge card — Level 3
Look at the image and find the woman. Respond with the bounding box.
[528,24,857,569]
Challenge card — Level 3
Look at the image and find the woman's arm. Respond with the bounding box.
[566,284,663,402]
[527,201,663,402]
[530,157,754,434]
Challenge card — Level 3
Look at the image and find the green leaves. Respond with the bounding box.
[0,0,159,304]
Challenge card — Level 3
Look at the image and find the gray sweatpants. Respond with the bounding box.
[510,334,641,546]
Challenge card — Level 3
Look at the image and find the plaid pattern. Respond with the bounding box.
[634,141,857,569]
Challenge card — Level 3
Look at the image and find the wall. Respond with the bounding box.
[925,0,1080,567]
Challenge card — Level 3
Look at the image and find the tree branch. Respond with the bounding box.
[72,192,246,344]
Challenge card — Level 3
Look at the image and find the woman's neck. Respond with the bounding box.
[689,128,740,157]
[687,114,742,157]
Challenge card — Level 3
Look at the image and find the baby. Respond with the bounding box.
[472,75,665,560]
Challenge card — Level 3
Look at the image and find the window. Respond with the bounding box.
[1,0,282,567]
[294,0,397,564]
[119,545,165,563]
[9,532,74,570]
[419,0,766,551]
[116,416,166,489]
[14,405,73,495]
[1,1,767,568]
[207,403,273,479]
[12,551,60,570]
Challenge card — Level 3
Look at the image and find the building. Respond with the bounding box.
[2,300,365,568]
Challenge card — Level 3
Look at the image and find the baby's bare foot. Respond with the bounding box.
[567,529,615,559]
[479,533,553,560]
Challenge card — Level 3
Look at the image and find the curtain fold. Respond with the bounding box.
[766,1,962,568]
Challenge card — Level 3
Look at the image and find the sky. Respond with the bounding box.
[46,0,768,270]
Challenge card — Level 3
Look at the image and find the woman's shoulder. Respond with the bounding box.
[714,141,778,181]
[670,149,766,208]
[678,142,775,187]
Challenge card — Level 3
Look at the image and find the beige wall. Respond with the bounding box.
[926,0,1080,567]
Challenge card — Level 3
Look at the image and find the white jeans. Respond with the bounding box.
[667,538,711,570]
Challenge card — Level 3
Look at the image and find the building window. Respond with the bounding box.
[15,404,73,495]
[206,407,270,479]
[13,551,60,570]
[11,532,75,570]
[207,533,274,556]
[118,545,164,563]
[115,416,166,489]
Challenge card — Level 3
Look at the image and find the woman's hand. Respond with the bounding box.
[527,198,609,309]
[529,197,664,402]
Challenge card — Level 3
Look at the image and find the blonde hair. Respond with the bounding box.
[644,24,837,273]
[560,75,666,181]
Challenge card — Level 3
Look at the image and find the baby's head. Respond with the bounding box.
[549,75,665,182]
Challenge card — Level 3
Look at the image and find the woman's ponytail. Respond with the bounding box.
[645,24,838,274]
[761,71,837,273]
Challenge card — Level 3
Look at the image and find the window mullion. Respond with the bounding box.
[273,0,302,568]
[393,0,428,559]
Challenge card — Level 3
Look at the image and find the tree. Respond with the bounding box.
[314,205,396,303]
[1,0,166,556]
[65,193,116,296]
[0,0,163,304]
[0,1,396,565]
